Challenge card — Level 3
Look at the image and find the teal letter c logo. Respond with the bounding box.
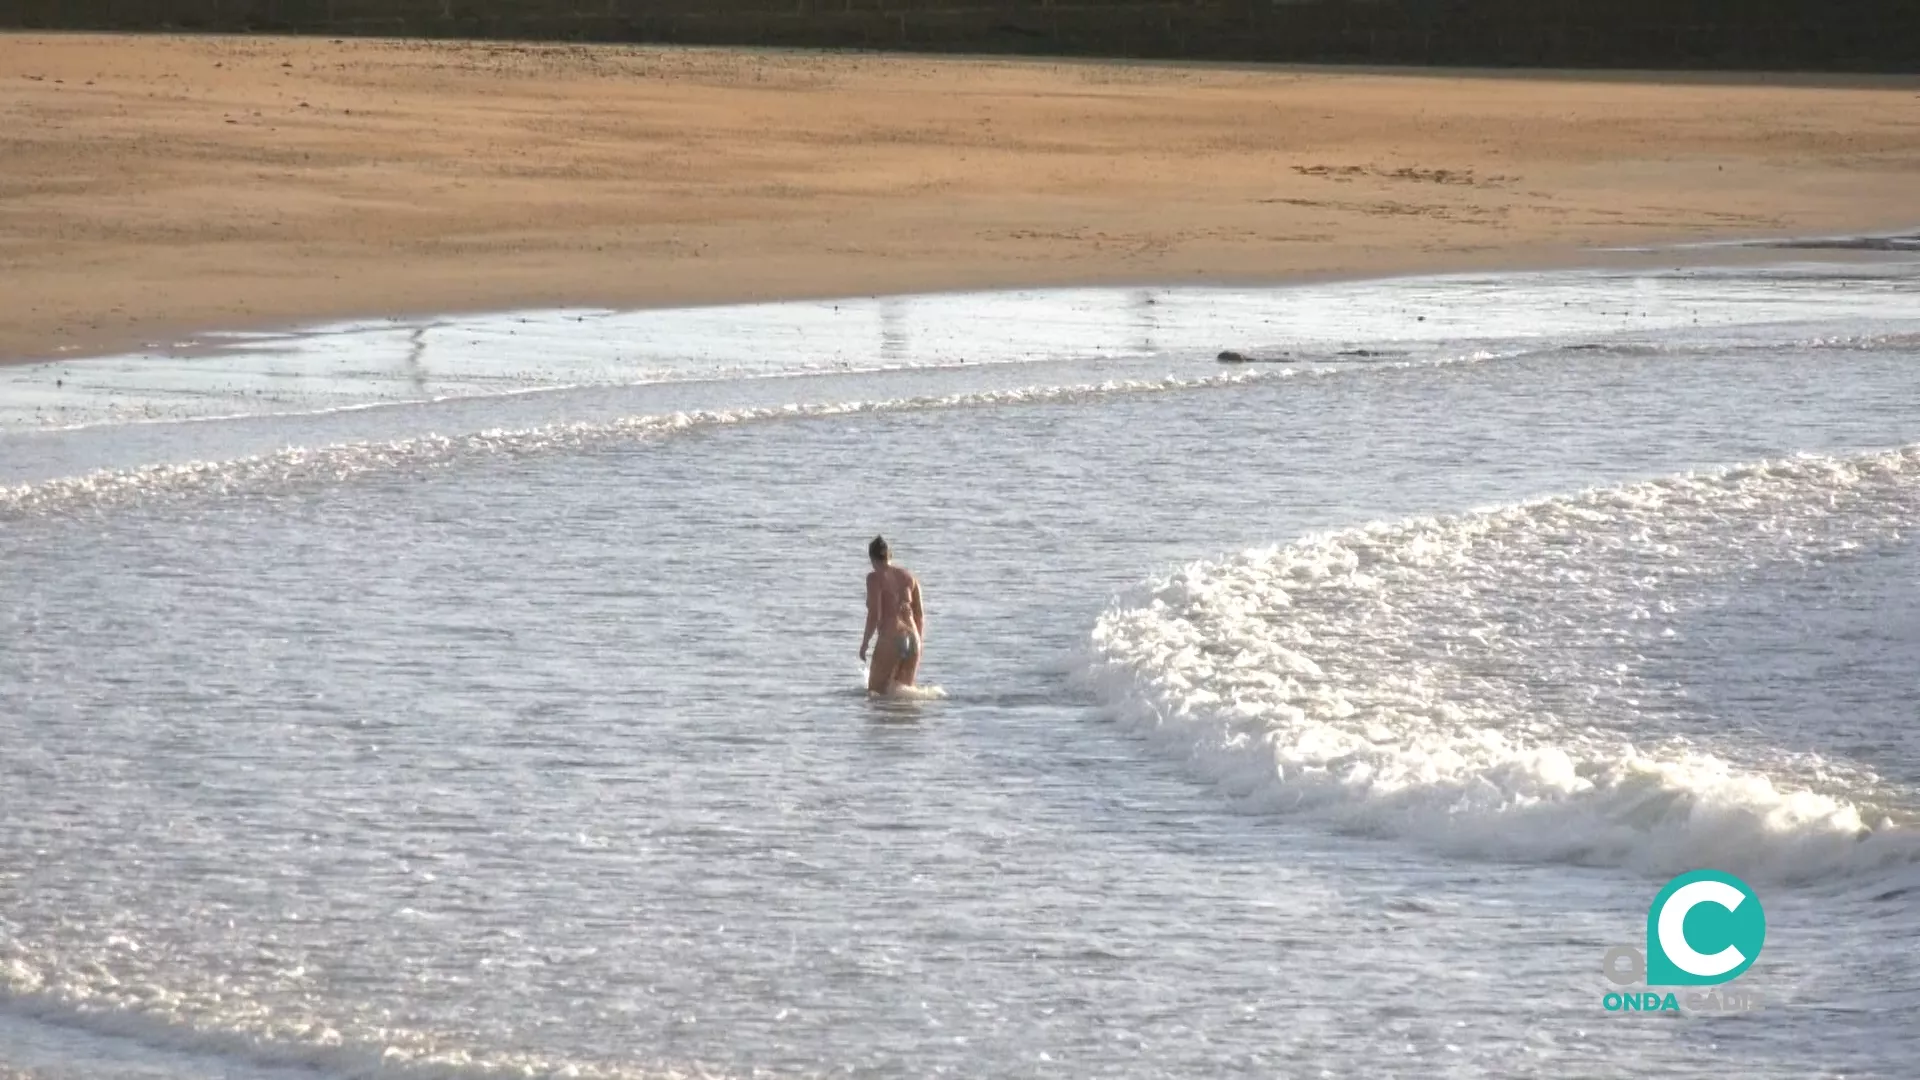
[1646,870,1766,986]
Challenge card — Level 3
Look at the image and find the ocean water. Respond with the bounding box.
[2,264,1918,1079]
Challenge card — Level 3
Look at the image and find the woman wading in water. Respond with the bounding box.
[860,535,925,695]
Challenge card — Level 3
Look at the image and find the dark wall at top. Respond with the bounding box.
[1,0,1912,72]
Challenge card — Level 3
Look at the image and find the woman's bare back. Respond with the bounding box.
[873,565,917,630]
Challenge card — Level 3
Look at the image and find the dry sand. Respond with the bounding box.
[3,33,1918,364]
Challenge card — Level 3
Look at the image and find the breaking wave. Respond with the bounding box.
[1085,445,1920,882]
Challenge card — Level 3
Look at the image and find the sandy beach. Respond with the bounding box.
[2,33,1918,364]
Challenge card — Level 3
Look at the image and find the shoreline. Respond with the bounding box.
[6,33,1919,366]
[10,238,1914,373]
[8,258,1913,441]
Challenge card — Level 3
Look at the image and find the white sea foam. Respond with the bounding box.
[881,683,949,701]
[4,340,1547,518]
[1,370,1305,518]
[1084,445,1920,881]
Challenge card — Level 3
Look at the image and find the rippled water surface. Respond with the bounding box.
[3,265,1919,1079]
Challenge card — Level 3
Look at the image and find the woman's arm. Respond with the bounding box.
[911,578,925,639]
[860,573,879,658]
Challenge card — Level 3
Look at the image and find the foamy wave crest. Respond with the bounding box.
[0,370,1286,518]
[0,939,727,1080]
[1085,445,1920,881]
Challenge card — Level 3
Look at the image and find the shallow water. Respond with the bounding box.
[3,264,1919,1079]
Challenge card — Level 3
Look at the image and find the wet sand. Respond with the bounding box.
[3,33,1918,364]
